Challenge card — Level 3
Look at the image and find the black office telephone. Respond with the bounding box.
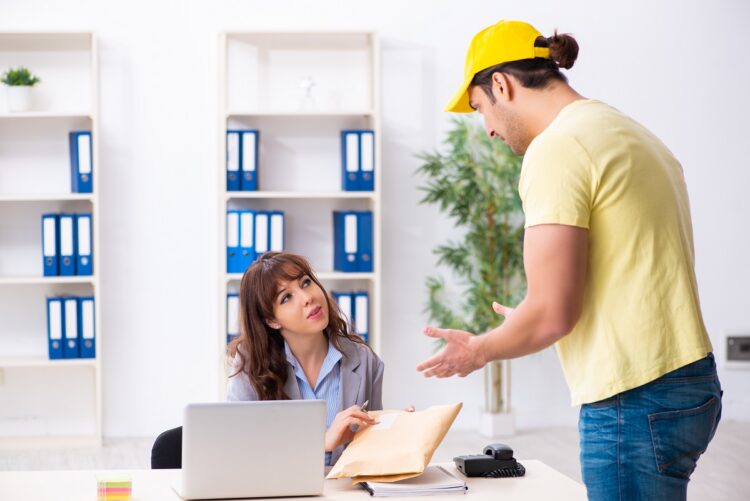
[453,443,526,478]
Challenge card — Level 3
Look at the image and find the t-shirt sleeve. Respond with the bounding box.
[518,133,595,229]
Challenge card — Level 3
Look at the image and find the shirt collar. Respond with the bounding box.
[284,337,343,389]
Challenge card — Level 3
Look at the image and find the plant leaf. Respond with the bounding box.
[416,116,527,344]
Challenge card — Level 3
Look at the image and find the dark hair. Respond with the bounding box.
[227,251,366,400]
[471,31,579,102]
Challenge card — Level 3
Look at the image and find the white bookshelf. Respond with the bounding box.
[0,194,94,202]
[0,111,92,119]
[222,191,376,201]
[0,357,98,369]
[0,32,101,448]
[218,32,382,395]
[226,272,376,282]
[227,110,375,118]
[0,276,95,286]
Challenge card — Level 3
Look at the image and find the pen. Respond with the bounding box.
[349,400,371,432]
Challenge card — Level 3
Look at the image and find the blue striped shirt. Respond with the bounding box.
[284,340,342,465]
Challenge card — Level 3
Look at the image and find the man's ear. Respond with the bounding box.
[491,72,513,103]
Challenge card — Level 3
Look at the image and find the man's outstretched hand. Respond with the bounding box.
[415,327,485,378]
[416,301,514,378]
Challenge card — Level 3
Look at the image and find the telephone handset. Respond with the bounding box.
[453,443,526,478]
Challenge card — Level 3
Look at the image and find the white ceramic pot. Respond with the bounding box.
[6,85,32,112]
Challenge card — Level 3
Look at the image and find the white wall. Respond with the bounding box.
[2,0,748,437]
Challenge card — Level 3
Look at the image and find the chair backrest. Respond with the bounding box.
[151,426,182,469]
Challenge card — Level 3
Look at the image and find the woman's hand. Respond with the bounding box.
[324,405,378,452]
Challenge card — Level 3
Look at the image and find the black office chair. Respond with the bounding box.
[151,426,183,469]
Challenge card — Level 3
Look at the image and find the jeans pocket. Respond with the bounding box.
[648,395,720,480]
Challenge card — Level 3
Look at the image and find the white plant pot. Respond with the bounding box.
[479,359,515,437]
[6,85,33,112]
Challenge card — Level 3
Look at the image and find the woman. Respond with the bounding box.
[227,251,382,466]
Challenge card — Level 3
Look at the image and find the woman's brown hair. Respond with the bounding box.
[227,251,366,400]
[471,31,579,102]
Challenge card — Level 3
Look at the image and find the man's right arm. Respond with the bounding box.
[475,222,588,361]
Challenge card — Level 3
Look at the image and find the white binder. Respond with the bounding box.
[270,213,284,252]
[255,212,269,255]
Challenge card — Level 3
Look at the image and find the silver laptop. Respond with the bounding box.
[174,400,326,500]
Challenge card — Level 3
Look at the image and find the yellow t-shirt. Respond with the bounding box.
[519,99,712,406]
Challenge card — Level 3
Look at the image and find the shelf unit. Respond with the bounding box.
[0,112,92,119]
[0,32,101,448]
[0,194,94,202]
[221,191,377,201]
[218,32,382,395]
[226,110,375,117]
[0,357,98,369]
[0,276,95,286]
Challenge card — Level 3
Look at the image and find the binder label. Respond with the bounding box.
[346,133,359,173]
[49,300,62,340]
[227,212,239,247]
[337,294,352,326]
[255,213,269,253]
[78,216,91,256]
[82,300,95,339]
[227,132,240,172]
[361,132,374,172]
[345,214,358,254]
[242,132,257,172]
[355,295,369,336]
[65,299,78,340]
[78,134,92,174]
[240,212,254,247]
[227,295,239,336]
[270,214,284,252]
[60,216,74,257]
[43,217,56,257]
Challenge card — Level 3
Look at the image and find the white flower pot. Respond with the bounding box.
[6,85,33,112]
[479,359,515,437]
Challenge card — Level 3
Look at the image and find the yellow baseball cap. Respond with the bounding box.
[445,20,550,113]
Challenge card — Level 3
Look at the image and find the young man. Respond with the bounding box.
[416,20,722,500]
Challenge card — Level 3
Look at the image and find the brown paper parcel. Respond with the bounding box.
[326,402,463,483]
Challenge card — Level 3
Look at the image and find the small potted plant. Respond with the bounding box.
[2,66,41,112]
[417,116,526,436]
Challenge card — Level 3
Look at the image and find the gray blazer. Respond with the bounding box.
[227,337,384,465]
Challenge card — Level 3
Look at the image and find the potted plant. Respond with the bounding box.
[2,66,41,112]
[417,116,525,436]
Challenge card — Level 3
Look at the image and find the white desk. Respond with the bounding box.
[0,461,586,501]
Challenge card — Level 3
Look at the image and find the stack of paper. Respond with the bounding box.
[360,466,467,497]
[96,474,132,500]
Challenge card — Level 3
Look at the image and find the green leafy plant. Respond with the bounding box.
[1,67,41,86]
[417,116,526,342]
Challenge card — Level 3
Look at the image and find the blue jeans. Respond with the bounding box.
[579,354,722,501]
